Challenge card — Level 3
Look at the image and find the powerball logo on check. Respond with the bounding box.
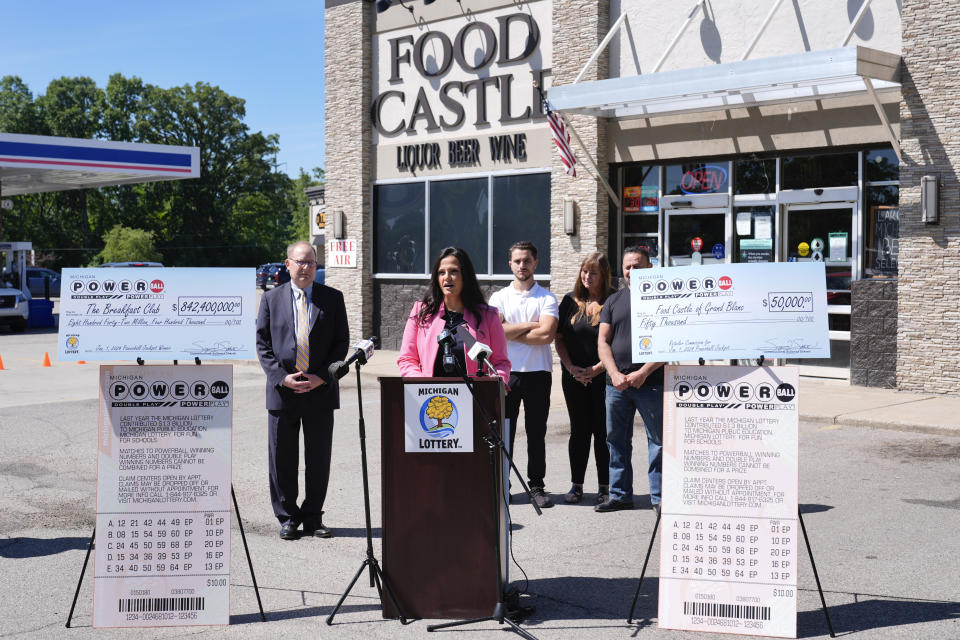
[637,275,734,300]
[404,384,474,452]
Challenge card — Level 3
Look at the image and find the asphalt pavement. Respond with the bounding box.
[0,326,958,639]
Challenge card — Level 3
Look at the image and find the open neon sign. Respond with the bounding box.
[680,165,728,194]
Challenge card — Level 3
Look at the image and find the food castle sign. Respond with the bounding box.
[372,1,553,178]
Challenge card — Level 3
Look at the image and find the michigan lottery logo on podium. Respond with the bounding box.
[403,384,474,453]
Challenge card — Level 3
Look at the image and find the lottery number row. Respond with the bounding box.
[664,516,796,584]
[97,511,229,577]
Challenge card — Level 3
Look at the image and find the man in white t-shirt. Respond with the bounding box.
[489,241,559,508]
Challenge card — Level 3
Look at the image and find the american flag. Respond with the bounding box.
[539,91,577,177]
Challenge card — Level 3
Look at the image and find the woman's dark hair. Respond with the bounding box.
[417,247,487,325]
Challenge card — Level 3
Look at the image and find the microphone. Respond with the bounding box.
[437,329,457,374]
[328,336,378,380]
[467,341,494,376]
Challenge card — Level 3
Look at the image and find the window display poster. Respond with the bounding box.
[641,186,660,212]
[828,233,848,262]
[624,186,643,213]
[659,365,799,638]
[93,365,232,627]
[739,239,773,263]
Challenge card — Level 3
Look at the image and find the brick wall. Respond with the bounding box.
[324,0,373,345]
[549,1,611,294]
[850,279,898,388]
[897,0,960,393]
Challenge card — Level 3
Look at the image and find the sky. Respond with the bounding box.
[2,1,326,177]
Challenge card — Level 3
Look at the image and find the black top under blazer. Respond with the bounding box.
[256,282,350,411]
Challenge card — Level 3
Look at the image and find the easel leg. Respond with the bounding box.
[65,526,96,628]
[799,510,836,638]
[627,508,661,623]
[232,484,267,622]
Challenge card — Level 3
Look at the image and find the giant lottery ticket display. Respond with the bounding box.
[659,366,799,638]
[93,365,232,627]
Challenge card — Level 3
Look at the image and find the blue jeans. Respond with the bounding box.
[605,384,663,505]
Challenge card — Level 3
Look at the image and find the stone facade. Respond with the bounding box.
[850,279,898,388]
[897,0,960,393]
[549,1,611,294]
[324,0,373,344]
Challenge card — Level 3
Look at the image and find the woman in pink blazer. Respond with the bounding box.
[398,247,510,384]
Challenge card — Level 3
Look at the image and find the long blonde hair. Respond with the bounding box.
[571,252,611,326]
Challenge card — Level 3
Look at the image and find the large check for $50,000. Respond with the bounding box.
[630,262,830,362]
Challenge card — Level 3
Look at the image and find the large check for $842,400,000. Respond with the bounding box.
[630,262,831,362]
[59,268,256,362]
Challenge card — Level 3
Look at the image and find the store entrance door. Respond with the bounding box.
[782,203,857,379]
[664,208,730,267]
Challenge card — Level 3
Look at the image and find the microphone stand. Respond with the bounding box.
[326,358,408,626]
[426,359,540,640]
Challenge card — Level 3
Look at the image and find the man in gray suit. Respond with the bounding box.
[256,241,349,540]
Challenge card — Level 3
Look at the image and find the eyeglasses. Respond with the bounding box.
[289,259,316,268]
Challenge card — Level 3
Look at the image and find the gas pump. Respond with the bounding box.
[0,241,33,297]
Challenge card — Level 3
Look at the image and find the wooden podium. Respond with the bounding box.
[379,376,508,619]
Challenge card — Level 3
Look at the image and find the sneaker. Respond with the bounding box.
[594,497,635,512]
[564,485,583,504]
[530,486,554,508]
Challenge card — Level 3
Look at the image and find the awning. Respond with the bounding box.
[0,133,201,196]
[548,46,900,120]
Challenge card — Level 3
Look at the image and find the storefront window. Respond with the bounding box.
[666,212,726,266]
[733,206,775,263]
[665,162,730,196]
[734,158,775,194]
[784,206,852,294]
[430,178,489,274]
[781,152,856,190]
[864,185,899,278]
[492,173,551,275]
[374,173,550,276]
[865,148,899,182]
[374,182,425,273]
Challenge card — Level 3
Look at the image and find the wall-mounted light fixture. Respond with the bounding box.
[921,175,939,225]
[376,0,414,13]
[563,199,577,235]
[333,210,346,239]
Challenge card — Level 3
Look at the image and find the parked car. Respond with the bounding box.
[266,264,290,289]
[97,261,164,267]
[0,285,29,332]
[256,262,283,289]
[26,267,61,298]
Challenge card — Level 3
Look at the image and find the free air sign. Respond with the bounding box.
[327,239,357,268]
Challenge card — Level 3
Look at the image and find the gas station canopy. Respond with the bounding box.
[0,132,200,196]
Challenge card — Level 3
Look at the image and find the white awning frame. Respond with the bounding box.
[549,0,902,162]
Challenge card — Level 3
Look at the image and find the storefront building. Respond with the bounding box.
[324,0,958,394]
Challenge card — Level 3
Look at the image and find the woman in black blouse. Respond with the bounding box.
[554,252,613,504]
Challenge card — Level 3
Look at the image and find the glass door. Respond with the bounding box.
[782,203,857,378]
[664,208,731,267]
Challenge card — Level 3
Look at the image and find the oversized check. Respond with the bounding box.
[59,268,256,362]
[93,365,232,627]
[630,263,829,362]
[659,366,799,638]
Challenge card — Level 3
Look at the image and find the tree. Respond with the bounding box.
[94,225,163,265]
[0,74,303,268]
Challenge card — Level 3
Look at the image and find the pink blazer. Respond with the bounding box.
[397,301,511,385]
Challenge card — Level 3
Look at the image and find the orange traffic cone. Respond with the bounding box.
[0,355,5,370]
[42,352,52,367]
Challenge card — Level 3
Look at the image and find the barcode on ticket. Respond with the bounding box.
[118,597,205,613]
[683,601,771,621]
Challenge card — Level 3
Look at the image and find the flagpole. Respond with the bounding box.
[535,82,621,209]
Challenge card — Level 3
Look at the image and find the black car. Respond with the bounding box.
[257,263,291,289]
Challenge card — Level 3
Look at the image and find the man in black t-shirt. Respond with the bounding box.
[595,246,665,512]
